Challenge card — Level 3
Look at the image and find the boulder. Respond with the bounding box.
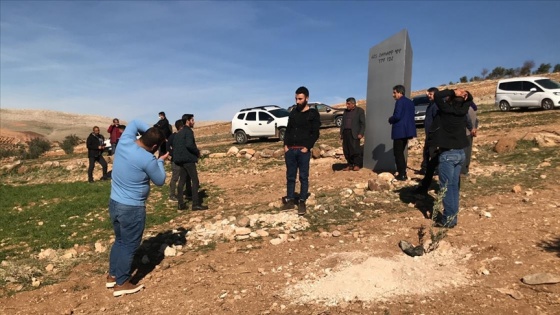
[494,137,517,153]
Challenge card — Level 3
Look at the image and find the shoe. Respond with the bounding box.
[414,186,428,194]
[282,199,295,210]
[100,176,110,181]
[113,280,144,297]
[106,275,116,288]
[395,174,408,181]
[88,179,94,183]
[416,169,426,175]
[168,196,177,202]
[192,205,208,211]
[434,222,456,229]
[342,165,352,171]
[178,203,187,210]
[352,165,361,171]
[297,200,306,216]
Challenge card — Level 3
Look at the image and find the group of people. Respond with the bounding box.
[101,84,477,297]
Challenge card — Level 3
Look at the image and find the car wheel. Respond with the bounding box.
[234,130,248,144]
[499,100,511,112]
[278,128,286,141]
[335,116,343,127]
[541,98,554,110]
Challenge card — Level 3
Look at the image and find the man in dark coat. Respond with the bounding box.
[154,111,172,157]
[388,85,417,181]
[340,97,366,171]
[173,114,208,211]
[86,126,109,182]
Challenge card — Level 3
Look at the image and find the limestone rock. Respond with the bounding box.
[494,137,517,153]
[521,273,560,285]
[270,238,284,245]
[94,242,106,253]
[311,148,321,159]
[227,146,240,156]
[164,246,177,257]
[512,185,522,194]
[235,227,252,236]
[236,216,250,228]
[209,153,227,158]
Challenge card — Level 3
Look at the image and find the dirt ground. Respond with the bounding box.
[2,105,560,315]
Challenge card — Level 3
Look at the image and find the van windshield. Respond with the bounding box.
[535,79,560,89]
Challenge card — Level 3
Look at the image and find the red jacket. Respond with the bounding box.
[107,125,123,144]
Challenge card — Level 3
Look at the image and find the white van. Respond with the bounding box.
[495,76,560,111]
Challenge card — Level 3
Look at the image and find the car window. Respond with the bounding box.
[259,112,273,121]
[269,108,290,118]
[535,79,560,89]
[316,104,326,112]
[246,112,256,121]
[413,96,430,106]
[236,113,246,120]
[522,81,541,92]
[499,81,523,91]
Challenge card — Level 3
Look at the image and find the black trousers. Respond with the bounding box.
[393,138,408,177]
[88,155,107,181]
[342,129,362,167]
[420,148,439,189]
[177,163,198,206]
[461,135,473,174]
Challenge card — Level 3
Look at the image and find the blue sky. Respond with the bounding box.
[1,1,559,124]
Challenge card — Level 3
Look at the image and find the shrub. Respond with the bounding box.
[22,138,51,159]
[60,134,80,155]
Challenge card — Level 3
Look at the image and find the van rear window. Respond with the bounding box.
[535,79,560,89]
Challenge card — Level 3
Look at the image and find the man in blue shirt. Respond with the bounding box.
[388,85,417,181]
[106,119,168,297]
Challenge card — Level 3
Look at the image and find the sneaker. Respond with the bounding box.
[297,200,306,216]
[168,196,178,202]
[106,275,116,288]
[113,280,144,297]
[192,205,208,211]
[434,221,456,229]
[177,203,187,210]
[352,165,361,171]
[395,175,408,181]
[282,199,295,210]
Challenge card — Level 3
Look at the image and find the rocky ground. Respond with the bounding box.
[1,77,560,314]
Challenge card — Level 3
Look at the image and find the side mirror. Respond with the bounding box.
[326,108,331,112]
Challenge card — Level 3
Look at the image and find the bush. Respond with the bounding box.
[22,138,51,159]
[60,134,80,155]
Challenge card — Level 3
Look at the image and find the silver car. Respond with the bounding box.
[412,95,430,125]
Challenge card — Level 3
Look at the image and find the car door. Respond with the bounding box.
[243,111,261,136]
[256,111,276,136]
[522,81,543,107]
[503,81,524,107]
[315,104,330,125]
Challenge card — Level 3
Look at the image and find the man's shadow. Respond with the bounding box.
[129,227,189,284]
[395,185,437,219]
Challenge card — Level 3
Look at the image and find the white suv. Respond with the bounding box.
[231,105,290,144]
[495,76,560,111]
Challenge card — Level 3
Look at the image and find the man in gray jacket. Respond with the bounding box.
[173,114,208,211]
[340,97,366,171]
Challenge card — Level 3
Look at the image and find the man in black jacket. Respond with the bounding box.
[86,126,109,182]
[427,88,472,228]
[173,114,208,211]
[154,111,172,158]
[283,86,321,215]
[340,97,366,171]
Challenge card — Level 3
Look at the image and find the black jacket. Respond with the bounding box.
[154,118,172,139]
[86,133,105,158]
[284,107,321,150]
[427,89,471,150]
[172,126,199,164]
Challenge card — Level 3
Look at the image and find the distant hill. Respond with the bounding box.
[2,73,559,144]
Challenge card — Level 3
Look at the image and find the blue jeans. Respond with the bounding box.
[108,199,146,285]
[438,149,465,227]
[285,148,311,201]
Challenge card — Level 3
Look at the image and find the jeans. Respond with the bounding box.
[285,148,311,201]
[438,149,465,227]
[108,199,146,285]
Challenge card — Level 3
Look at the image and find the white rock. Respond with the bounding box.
[270,238,284,245]
[164,246,177,257]
[94,242,106,253]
